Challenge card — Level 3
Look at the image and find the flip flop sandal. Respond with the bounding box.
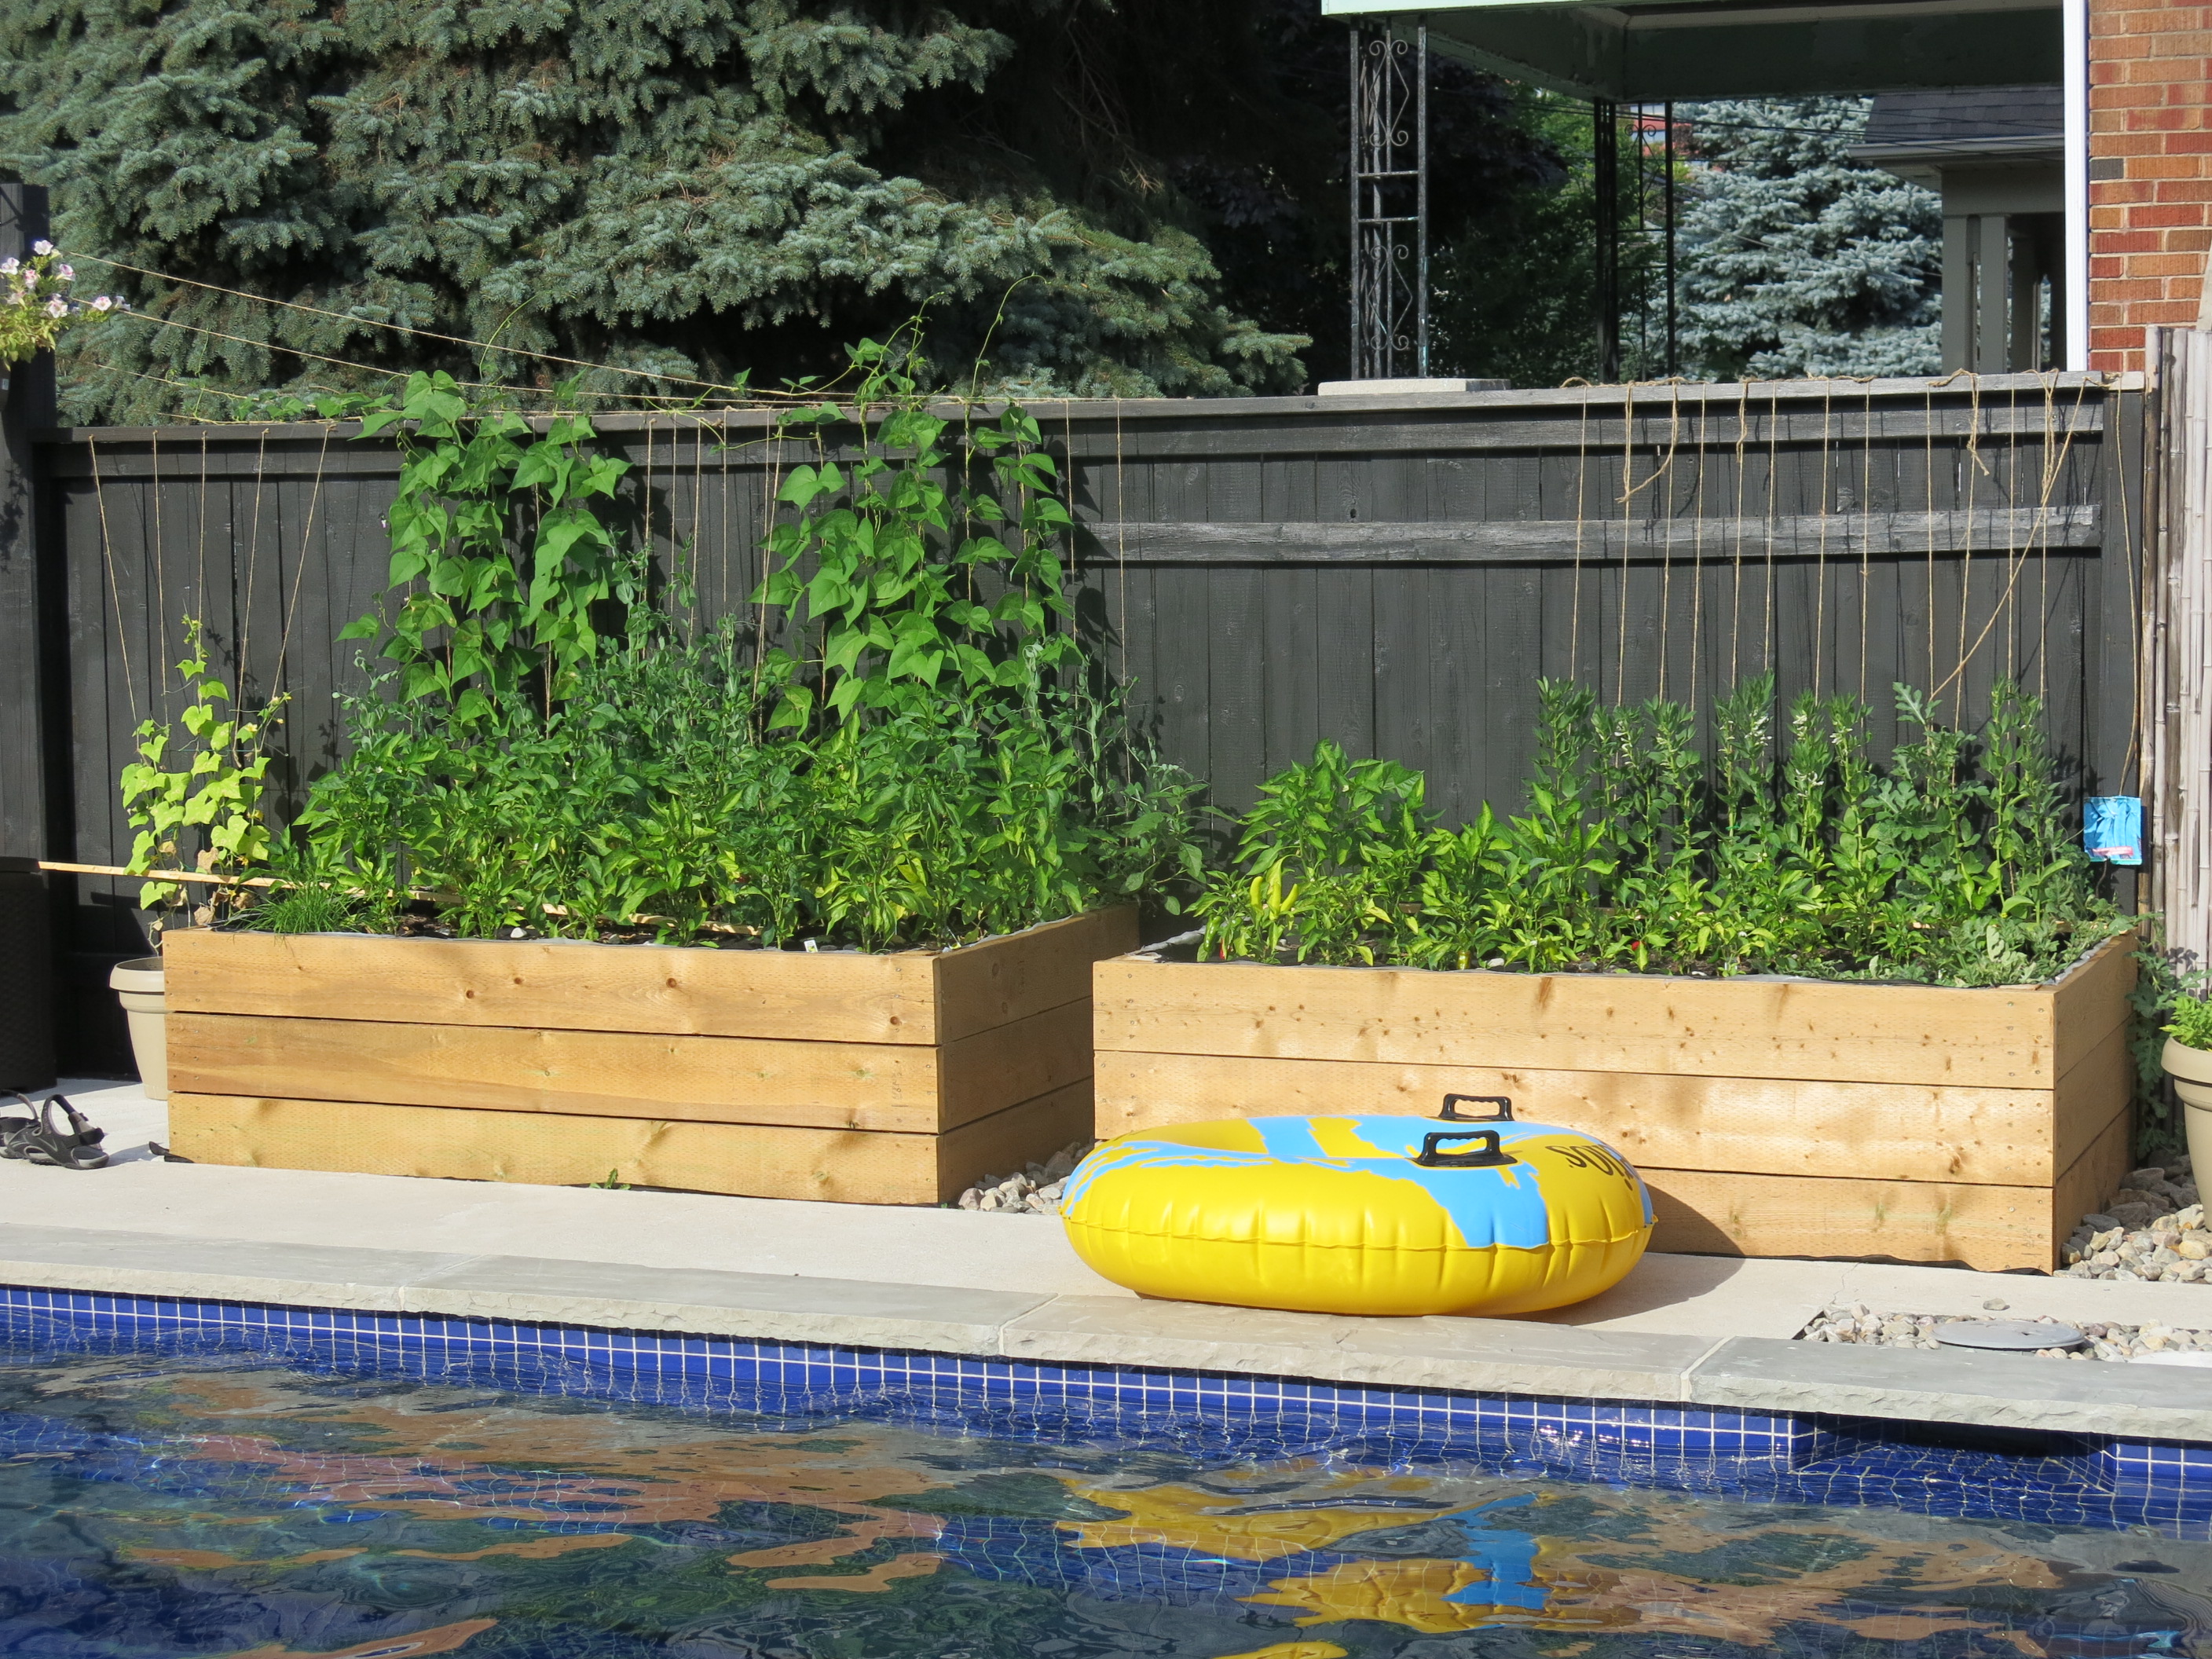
[0,1089,37,1152]
[0,1090,108,1170]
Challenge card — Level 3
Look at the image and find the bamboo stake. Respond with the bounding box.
[35,861,758,936]
[37,860,276,888]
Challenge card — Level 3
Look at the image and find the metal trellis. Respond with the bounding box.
[1593,99,1620,383]
[1350,25,1427,379]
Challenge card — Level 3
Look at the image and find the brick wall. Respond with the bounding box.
[2089,0,2212,371]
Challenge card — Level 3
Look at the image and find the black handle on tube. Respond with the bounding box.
[1414,1129,1518,1168]
[1438,1094,1513,1122]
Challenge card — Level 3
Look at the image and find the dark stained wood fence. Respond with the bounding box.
[1,372,2149,1070]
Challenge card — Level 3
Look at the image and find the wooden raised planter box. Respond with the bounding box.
[1093,935,2138,1272]
[163,907,1136,1203]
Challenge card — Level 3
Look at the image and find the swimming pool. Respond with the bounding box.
[3,1298,2209,1657]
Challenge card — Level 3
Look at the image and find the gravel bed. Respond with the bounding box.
[1792,1155,2212,1363]
[2056,1154,2208,1283]
[952,1141,1093,1214]
[1800,1305,2212,1361]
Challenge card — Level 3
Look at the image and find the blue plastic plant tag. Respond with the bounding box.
[2084,796,2143,866]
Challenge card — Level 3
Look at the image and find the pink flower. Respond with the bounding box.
[31,240,52,256]
[56,264,72,280]
[44,298,66,317]
[90,295,112,312]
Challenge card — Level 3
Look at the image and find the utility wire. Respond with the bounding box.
[73,253,851,408]
[75,251,778,402]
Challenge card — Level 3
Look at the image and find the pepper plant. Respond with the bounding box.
[119,618,282,917]
[1198,676,2128,987]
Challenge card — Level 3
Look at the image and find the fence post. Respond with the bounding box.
[2148,325,2212,970]
[0,182,54,859]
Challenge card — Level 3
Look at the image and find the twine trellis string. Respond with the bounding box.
[87,431,140,727]
[1569,394,1591,679]
[1813,379,1833,695]
[1763,382,1779,672]
[1731,380,1750,685]
[1859,380,1874,705]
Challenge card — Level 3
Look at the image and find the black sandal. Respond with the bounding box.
[0,1091,108,1170]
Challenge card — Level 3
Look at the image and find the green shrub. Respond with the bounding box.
[1196,675,2130,987]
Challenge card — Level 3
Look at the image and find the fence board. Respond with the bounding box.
[16,373,2147,1071]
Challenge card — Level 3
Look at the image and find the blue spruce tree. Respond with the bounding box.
[1676,98,1942,379]
[0,0,1342,417]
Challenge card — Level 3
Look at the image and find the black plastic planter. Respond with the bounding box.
[0,857,55,1092]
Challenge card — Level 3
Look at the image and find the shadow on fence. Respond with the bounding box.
[0,371,2149,1071]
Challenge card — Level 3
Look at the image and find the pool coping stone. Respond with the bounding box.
[1690,1335,2212,1441]
[406,1253,1052,1352]
[6,1221,2210,1445]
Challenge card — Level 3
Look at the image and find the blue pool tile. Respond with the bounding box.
[2,1282,2208,1536]
[2102,1437,2212,1493]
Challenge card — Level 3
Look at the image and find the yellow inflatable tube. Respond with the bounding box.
[1060,1097,1652,1317]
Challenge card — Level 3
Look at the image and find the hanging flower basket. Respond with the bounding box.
[0,242,123,370]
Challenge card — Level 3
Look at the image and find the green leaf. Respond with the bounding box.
[767,686,814,733]
[778,463,844,509]
[822,626,870,676]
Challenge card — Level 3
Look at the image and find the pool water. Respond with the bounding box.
[1,1341,2207,1657]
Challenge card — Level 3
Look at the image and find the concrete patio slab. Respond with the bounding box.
[0,1221,478,1313]
[1526,1247,2212,1335]
[998,1295,1366,1379]
[9,1081,1122,1298]
[997,1296,1723,1400]
[7,1079,2212,1437]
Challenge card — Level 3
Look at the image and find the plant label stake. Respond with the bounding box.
[2085,796,2143,866]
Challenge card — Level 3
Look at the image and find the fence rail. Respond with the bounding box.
[0,370,2150,1071]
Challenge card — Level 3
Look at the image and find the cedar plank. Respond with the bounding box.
[2049,1104,2137,1262]
[935,1080,1097,1201]
[167,1093,943,1203]
[167,1012,942,1132]
[163,929,939,1043]
[1093,957,2061,1087]
[933,1000,1096,1131]
[1640,1166,2068,1272]
[1092,1049,2060,1186]
[2049,934,2140,1081]
[2049,1021,2133,1182]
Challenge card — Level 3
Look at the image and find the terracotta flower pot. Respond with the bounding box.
[2160,1036,2212,1185]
